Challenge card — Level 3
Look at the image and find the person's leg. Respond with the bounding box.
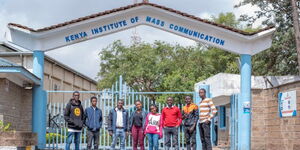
[138,126,145,150]
[184,126,191,150]
[152,134,159,150]
[94,130,99,150]
[111,131,117,150]
[191,128,197,150]
[199,123,207,150]
[203,122,212,150]
[120,129,126,150]
[164,127,171,150]
[147,134,154,150]
[171,127,179,150]
[86,130,93,150]
[132,125,138,150]
[65,132,74,150]
[74,132,81,150]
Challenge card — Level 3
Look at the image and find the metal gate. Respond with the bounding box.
[46,76,196,149]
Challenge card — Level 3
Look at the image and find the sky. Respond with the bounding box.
[0,0,260,80]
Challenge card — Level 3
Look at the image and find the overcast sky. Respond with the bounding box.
[0,0,260,80]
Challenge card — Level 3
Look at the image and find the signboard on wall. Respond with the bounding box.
[278,90,297,117]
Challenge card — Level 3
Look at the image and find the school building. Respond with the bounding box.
[0,41,97,132]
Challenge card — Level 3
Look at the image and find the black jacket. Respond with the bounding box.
[64,99,85,130]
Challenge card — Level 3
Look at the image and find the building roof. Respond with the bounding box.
[8,2,274,36]
[0,42,98,84]
[0,58,41,85]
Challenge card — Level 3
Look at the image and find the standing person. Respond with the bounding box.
[161,97,182,150]
[64,91,85,150]
[128,100,148,150]
[182,96,199,150]
[107,99,129,150]
[144,104,163,150]
[84,96,103,150]
[199,88,217,150]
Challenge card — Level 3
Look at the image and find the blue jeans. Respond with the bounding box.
[147,133,159,150]
[65,132,81,150]
[111,129,126,150]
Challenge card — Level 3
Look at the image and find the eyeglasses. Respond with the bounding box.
[74,95,80,97]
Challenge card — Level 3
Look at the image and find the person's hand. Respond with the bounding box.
[205,120,210,124]
[109,131,113,136]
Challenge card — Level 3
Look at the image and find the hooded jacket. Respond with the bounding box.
[64,99,85,130]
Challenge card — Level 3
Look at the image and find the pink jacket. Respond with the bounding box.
[144,113,163,138]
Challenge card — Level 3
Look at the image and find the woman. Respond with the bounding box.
[128,100,148,150]
[144,104,163,150]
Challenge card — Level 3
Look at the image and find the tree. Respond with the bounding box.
[236,0,299,75]
[97,13,258,104]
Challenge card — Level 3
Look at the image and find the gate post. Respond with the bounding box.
[195,84,211,150]
[32,51,46,149]
[239,54,251,150]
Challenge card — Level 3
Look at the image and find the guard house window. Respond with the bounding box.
[219,106,226,129]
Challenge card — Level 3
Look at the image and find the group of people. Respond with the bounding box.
[64,88,217,150]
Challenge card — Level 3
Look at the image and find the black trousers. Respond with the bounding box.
[163,127,179,150]
[199,122,212,150]
[87,130,99,150]
[184,125,197,150]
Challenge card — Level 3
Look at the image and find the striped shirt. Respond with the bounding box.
[199,98,217,123]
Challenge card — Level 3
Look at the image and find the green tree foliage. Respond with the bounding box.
[236,0,299,75]
[97,11,292,103]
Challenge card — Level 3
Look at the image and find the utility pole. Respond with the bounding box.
[291,0,300,74]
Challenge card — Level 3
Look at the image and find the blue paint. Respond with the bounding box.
[0,67,40,85]
[239,54,251,150]
[32,51,46,149]
[230,94,239,150]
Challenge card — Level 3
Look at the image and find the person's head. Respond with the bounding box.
[135,100,143,111]
[90,96,97,107]
[150,104,158,113]
[166,97,174,107]
[185,96,192,105]
[199,88,206,99]
[117,99,124,109]
[73,91,80,101]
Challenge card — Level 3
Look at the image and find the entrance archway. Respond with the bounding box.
[5,2,275,149]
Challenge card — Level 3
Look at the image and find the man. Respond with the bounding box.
[64,91,85,150]
[199,88,217,150]
[108,99,129,150]
[84,96,103,150]
[182,96,199,150]
[162,97,182,150]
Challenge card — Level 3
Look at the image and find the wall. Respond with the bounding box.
[251,81,300,150]
[0,79,32,131]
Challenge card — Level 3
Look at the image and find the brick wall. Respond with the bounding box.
[252,81,300,150]
[0,79,32,131]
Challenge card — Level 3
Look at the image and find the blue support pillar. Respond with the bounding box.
[239,54,251,150]
[32,51,46,149]
[196,85,211,150]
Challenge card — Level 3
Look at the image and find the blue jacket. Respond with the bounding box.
[107,108,129,133]
[84,106,103,131]
[128,110,148,131]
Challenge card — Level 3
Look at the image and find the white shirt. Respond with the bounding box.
[115,108,123,127]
